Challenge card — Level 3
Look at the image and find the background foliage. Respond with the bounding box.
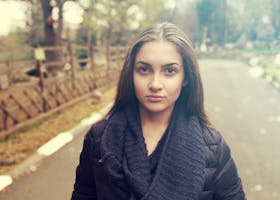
[0,0,280,55]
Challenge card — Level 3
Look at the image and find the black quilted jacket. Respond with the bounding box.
[72,121,246,200]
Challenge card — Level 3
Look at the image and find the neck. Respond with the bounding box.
[139,105,175,156]
[139,106,174,128]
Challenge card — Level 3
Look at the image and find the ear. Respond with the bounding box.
[182,80,188,87]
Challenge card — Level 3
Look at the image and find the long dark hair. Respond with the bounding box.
[105,22,212,127]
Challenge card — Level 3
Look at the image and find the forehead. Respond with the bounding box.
[135,40,182,65]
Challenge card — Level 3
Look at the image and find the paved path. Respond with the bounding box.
[200,59,280,200]
[0,59,280,199]
[0,127,84,200]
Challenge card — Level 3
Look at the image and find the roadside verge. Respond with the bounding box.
[0,103,112,192]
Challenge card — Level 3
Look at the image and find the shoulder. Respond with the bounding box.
[201,126,231,168]
[86,120,107,140]
[83,120,107,157]
[201,126,246,198]
[201,126,223,147]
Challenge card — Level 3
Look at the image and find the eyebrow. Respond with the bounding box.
[135,61,180,67]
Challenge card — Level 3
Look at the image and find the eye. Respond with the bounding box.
[135,65,152,74]
[164,66,178,76]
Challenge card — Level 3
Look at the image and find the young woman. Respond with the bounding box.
[71,23,246,200]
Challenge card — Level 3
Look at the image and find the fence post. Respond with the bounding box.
[5,60,12,86]
[0,100,4,131]
[87,28,95,73]
[106,43,111,75]
[36,60,47,112]
[89,44,95,73]
[0,100,7,131]
[67,40,75,89]
[117,46,122,69]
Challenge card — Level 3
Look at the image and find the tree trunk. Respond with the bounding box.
[272,0,280,39]
[40,0,56,48]
[40,0,63,76]
[210,0,227,45]
[56,0,64,44]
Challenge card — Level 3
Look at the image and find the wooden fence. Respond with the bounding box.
[0,44,126,138]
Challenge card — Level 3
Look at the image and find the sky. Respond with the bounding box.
[0,1,27,35]
[0,1,83,36]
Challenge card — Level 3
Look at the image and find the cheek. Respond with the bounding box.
[133,74,143,96]
[165,78,184,97]
[167,84,183,96]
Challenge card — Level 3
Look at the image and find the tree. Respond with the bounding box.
[40,0,56,47]
[271,0,280,39]
[227,0,272,42]
[1,0,65,46]
[196,0,228,45]
[78,0,171,47]
[210,0,228,45]
[80,0,143,46]
[173,0,200,44]
[39,0,78,75]
[26,0,44,46]
[1,0,70,74]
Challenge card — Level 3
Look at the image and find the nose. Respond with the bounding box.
[148,74,163,92]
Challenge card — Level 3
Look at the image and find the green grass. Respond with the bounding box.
[263,65,280,81]
[260,59,280,81]
[242,47,280,55]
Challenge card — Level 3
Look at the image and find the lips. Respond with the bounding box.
[146,95,164,102]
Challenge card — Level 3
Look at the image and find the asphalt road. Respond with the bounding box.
[0,129,84,200]
[200,59,280,200]
[0,58,280,199]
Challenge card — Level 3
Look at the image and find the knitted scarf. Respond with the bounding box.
[100,103,206,200]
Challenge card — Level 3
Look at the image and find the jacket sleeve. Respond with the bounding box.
[71,128,97,200]
[213,136,246,200]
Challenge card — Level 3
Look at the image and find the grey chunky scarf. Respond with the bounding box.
[100,103,206,200]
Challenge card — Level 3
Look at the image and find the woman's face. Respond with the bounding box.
[133,40,185,116]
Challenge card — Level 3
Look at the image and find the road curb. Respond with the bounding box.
[0,103,112,192]
[249,57,280,92]
[263,74,280,91]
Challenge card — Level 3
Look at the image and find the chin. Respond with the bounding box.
[141,103,173,114]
